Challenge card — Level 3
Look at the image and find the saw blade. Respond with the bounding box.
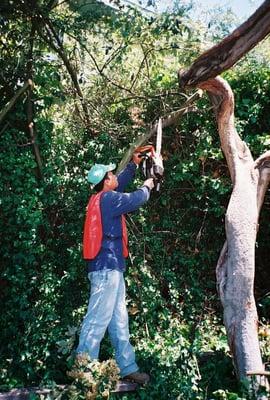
[156,118,162,157]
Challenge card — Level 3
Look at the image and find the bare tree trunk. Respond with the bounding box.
[198,77,269,396]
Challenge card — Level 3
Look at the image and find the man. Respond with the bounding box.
[76,151,154,384]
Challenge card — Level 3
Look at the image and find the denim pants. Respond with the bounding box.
[76,269,139,377]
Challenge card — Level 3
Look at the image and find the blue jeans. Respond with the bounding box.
[76,269,139,377]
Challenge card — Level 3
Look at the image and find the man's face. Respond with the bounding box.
[104,171,118,190]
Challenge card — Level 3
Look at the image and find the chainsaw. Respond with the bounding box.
[135,119,164,191]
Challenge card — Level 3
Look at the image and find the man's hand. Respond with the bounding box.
[133,145,154,165]
[143,178,154,190]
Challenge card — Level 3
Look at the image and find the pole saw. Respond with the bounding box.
[135,118,164,191]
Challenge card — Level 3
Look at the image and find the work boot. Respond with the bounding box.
[123,371,150,384]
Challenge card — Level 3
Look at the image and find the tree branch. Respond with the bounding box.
[254,150,270,169]
[35,14,92,131]
[117,90,202,172]
[179,0,270,88]
[129,46,156,91]
[198,77,253,183]
[67,32,138,97]
[0,80,32,125]
[100,42,130,73]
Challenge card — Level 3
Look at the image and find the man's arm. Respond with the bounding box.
[105,179,154,216]
[116,151,143,192]
[116,162,137,193]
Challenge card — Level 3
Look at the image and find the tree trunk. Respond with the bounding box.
[177,0,270,392]
[198,77,269,396]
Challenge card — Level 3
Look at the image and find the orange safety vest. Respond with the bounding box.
[83,191,129,260]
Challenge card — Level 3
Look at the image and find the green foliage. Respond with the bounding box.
[0,2,270,399]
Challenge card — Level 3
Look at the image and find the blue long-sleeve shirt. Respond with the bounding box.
[87,162,150,272]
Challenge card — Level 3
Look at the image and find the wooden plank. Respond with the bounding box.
[0,381,137,399]
[0,387,55,399]
[247,370,270,376]
[112,380,138,393]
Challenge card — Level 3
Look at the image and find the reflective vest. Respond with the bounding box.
[83,191,128,260]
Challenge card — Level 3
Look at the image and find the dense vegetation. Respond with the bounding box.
[0,1,270,399]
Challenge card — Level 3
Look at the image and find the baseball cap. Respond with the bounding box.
[87,163,116,185]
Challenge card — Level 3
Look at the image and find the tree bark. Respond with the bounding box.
[179,0,270,88]
[198,77,269,396]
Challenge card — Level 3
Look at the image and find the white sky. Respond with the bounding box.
[188,0,263,21]
[126,0,264,21]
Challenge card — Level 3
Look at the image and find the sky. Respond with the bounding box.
[123,0,264,22]
[186,0,263,22]
[215,0,262,18]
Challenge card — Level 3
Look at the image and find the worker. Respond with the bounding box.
[76,151,154,384]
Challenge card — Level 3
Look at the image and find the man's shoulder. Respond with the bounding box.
[102,190,122,201]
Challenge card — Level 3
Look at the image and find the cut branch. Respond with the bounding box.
[179,0,270,88]
[117,90,202,173]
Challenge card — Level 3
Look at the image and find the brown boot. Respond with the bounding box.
[123,371,150,384]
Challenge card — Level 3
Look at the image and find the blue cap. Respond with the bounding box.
[87,163,116,185]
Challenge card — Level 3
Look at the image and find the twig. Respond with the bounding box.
[129,46,153,91]
[100,42,130,73]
